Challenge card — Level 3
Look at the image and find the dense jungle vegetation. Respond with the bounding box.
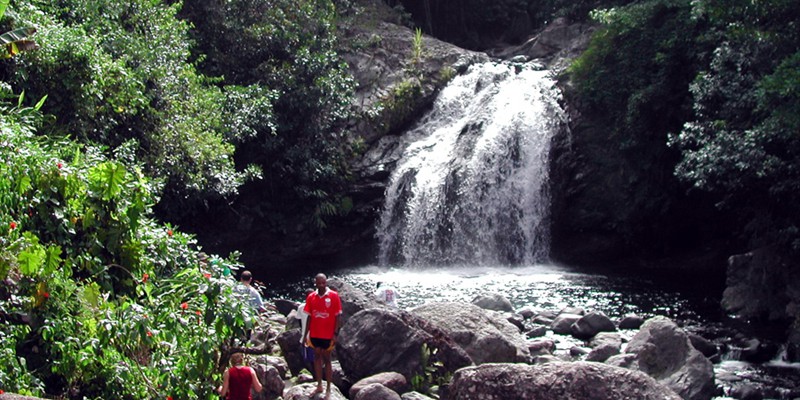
[0,0,798,398]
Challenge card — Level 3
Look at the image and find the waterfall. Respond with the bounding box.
[377,61,566,266]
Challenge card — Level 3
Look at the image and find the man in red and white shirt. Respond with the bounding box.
[303,273,342,399]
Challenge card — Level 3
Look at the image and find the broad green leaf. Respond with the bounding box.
[18,245,45,276]
[0,0,8,20]
[0,27,36,45]
[44,245,62,275]
[16,175,31,194]
[88,162,127,200]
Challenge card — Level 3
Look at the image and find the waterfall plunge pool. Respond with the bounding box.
[261,263,800,400]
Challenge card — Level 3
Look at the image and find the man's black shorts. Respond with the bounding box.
[310,337,332,349]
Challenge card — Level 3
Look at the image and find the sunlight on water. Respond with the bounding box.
[285,263,707,323]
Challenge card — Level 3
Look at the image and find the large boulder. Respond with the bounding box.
[413,302,530,364]
[336,307,472,382]
[326,277,374,326]
[471,293,514,312]
[350,372,409,399]
[448,362,681,400]
[252,364,285,400]
[283,382,347,400]
[615,316,716,400]
[722,246,800,357]
[277,329,309,377]
[571,311,616,339]
[352,383,402,400]
[586,332,622,362]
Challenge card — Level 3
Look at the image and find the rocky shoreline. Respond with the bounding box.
[257,278,716,400]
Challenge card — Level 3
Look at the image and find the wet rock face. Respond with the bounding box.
[336,307,472,382]
[619,316,716,400]
[448,362,682,400]
[413,302,531,364]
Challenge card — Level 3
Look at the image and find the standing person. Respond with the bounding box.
[303,273,342,400]
[374,281,400,308]
[296,288,315,374]
[234,270,267,313]
[217,352,263,400]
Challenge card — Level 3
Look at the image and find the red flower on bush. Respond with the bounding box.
[203,272,211,279]
[142,273,149,283]
[43,292,50,299]
[9,221,17,230]
[167,396,173,400]
[195,310,202,316]
[57,162,63,169]
[180,302,188,310]
[167,229,173,237]
[147,331,153,337]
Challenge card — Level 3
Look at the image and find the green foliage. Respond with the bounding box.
[670,0,800,250]
[410,343,451,395]
[0,89,254,399]
[0,0,38,59]
[2,0,244,220]
[389,0,634,49]
[412,27,424,66]
[181,0,357,232]
[568,0,699,145]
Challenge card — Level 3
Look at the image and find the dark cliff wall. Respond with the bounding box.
[548,86,733,271]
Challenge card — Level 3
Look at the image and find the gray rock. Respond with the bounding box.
[688,333,718,358]
[506,314,526,332]
[571,311,616,339]
[252,364,284,400]
[623,316,716,400]
[350,372,409,399]
[400,391,436,400]
[274,298,300,317]
[448,362,681,399]
[560,306,586,316]
[353,383,402,400]
[519,308,536,319]
[336,307,471,382]
[550,313,581,335]
[619,314,645,330]
[586,332,622,362]
[526,325,548,338]
[283,382,347,400]
[326,277,373,326]
[277,329,309,377]
[413,302,530,364]
[472,293,514,312]
[528,338,556,356]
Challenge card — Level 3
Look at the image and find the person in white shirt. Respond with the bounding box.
[234,270,267,313]
[374,281,400,308]
[296,289,315,344]
[295,289,315,374]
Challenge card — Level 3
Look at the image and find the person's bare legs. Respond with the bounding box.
[312,347,324,396]
[323,349,333,399]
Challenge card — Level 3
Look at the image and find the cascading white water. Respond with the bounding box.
[377,61,566,266]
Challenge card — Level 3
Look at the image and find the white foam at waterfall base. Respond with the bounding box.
[377,62,565,266]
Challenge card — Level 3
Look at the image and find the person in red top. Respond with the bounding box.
[303,273,342,400]
[217,352,263,400]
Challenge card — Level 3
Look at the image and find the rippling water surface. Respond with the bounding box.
[265,263,719,324]
[263,263,800,399]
